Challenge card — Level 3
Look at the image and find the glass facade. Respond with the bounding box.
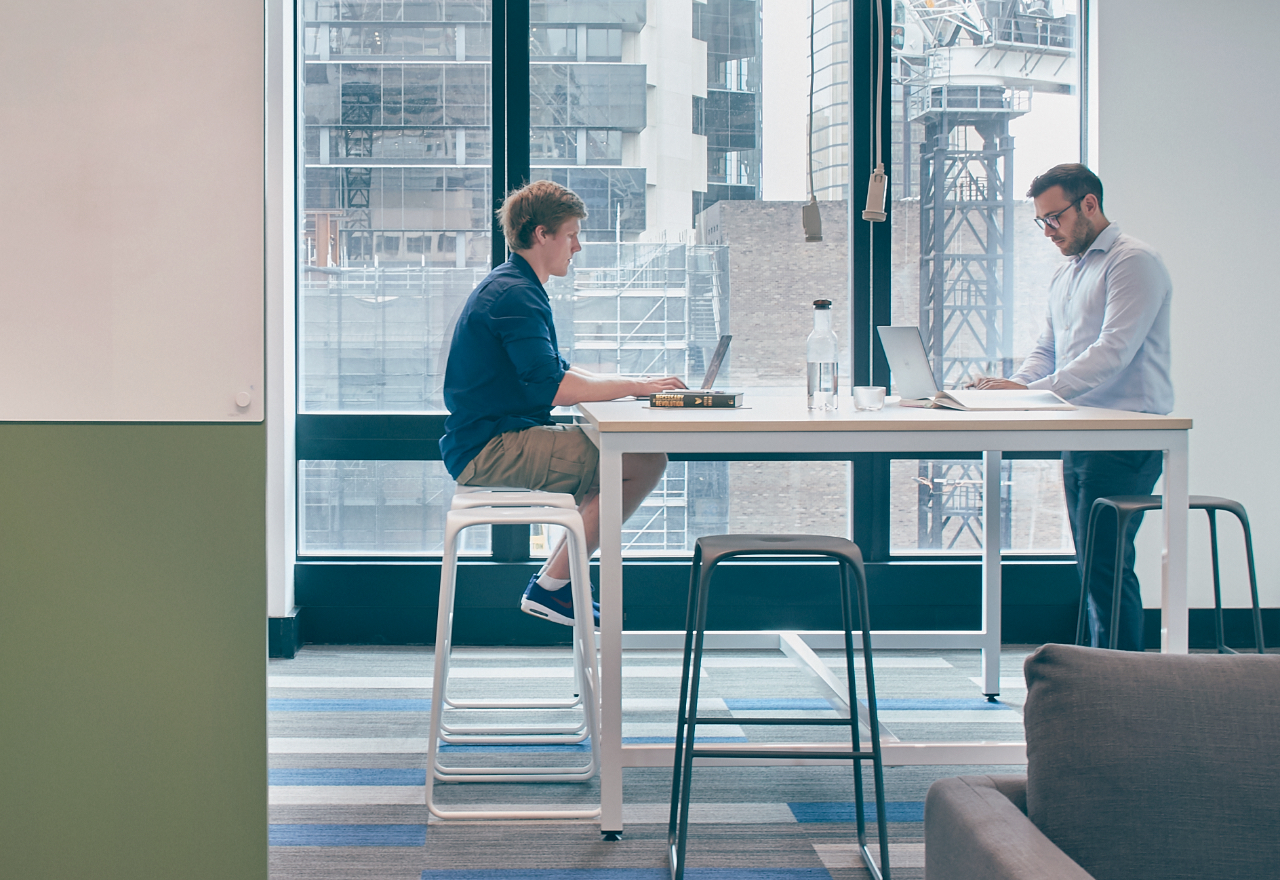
[692,0,763,218]
[297,0,751,555]
[299,1,494,553]
[296,0,1085,560]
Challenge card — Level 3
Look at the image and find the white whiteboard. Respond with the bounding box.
[0,0,264,422]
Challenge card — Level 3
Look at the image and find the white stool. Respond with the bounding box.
[450,484,579,510]
[426,488,601,820]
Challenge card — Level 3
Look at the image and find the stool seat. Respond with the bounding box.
[1078,494,1264,653]
[1083,494,1247,516]
[426,491,601,821]
[692,532,867,560]
[451,485,578,510]
[668,534,890,880]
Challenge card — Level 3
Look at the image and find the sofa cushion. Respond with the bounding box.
[1023,644,1280,880]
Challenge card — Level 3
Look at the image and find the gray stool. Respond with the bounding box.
[668,534,890,880]
[1076,495,1265,653]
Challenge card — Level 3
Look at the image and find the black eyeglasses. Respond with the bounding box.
[1034,196,1085,231]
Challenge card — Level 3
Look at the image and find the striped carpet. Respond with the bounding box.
[269,644,1031,880]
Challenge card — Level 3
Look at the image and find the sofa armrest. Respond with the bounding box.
[925,775,1095,880]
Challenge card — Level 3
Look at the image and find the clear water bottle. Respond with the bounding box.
[807,299,838,410]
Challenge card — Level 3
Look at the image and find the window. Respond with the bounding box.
[880,0,1082,553]
[298,0,493,554]
[293,0,1087,560]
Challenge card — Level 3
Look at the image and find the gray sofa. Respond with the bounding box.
[924,643,1280,880]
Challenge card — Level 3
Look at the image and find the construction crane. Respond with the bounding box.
[895,0,1077,549]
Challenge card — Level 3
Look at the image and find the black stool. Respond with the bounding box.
[1076,495,1265,653]
[668,535,889,880]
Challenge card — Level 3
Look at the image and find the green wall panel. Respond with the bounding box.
[0,423,266,879]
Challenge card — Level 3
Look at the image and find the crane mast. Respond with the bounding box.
[895,0,1077,548]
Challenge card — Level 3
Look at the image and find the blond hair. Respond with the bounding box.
[498,180,587,251]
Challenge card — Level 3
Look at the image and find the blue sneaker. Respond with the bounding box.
[520,575,600,628]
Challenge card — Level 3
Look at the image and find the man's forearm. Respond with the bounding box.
[553,370,642,405]
[552,368,687,405]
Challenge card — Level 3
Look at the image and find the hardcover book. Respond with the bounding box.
[649,391,743,408]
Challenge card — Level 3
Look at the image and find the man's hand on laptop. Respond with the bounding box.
[968,378,1028,391]
[635,376,688,396]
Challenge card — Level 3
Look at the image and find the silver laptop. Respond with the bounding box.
[876,325,1074,410]
[699,335,732,389]
[876,326,941,400]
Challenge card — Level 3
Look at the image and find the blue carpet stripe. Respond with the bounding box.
[788,801,924,823]
[422,871,833,879]
[623,736,750,744]
[270,769,426,786]
[724,699,834,711]
[439,743,592,753]
[271,824,426,847]
[269,699,431,712]
[724,698,1009,711]
[875,698,1012,710]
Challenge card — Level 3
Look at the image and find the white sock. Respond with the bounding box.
[536,574,571,591]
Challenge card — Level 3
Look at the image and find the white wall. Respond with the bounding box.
[1100,0,1280,609]
[0,1,264,422]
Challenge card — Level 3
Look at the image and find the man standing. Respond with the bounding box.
[440,180,686,627]
[973,164,1173,650]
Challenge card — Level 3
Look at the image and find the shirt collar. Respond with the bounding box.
[508,252,547,296]
[1077,222,1121,261]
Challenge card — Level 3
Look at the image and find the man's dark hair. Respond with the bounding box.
[499,180,588,251]
[1027,163,1104,214]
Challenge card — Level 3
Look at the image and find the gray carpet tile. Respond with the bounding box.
[269,645,1034,879]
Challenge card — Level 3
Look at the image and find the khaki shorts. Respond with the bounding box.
[456,424,600,505]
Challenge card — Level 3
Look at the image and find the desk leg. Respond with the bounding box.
[598,444,625,837]
[1161,437,1190,654]
[981,451,1002,698]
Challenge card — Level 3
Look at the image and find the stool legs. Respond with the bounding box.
[668,545,889,880]
[1209,510,1226,652]
[426,505,601,820]
[1208,508,1266,654]
[1078,498,1266,653]
[843,561,890,877]
[667,545,702,874]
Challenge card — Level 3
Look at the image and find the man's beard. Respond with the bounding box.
[1059,214,1096,256]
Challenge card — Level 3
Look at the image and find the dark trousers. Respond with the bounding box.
[1062,450,1164,651]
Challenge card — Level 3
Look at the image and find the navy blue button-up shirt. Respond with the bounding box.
[439,254,570,478]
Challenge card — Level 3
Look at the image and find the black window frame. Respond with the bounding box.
[294,0,1070,567]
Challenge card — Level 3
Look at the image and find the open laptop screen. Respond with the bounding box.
[700,335,732,390]
[876,326,940,400]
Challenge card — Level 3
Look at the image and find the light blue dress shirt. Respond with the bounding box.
[1010,222,1173,414]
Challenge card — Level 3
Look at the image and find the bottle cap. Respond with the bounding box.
[812,299,832,309]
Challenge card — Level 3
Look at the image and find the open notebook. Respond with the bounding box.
[919,388,1075,411]
[877,326,1075,411]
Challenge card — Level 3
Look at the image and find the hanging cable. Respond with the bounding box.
[802,0,823,241]
[862,0,888,222]
[809,0,817,200]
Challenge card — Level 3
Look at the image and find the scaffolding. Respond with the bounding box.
[548,241,732,552]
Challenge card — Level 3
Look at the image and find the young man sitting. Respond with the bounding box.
[439,180,686,626]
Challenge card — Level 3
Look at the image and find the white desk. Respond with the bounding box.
[576,395,1192,836]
